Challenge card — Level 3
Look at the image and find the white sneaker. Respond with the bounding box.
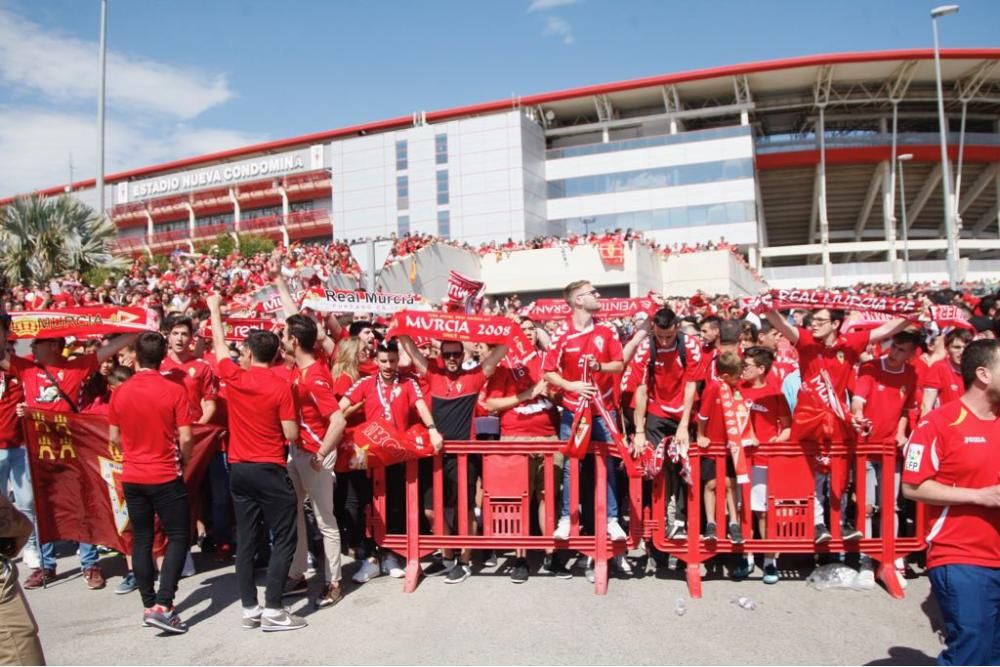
[553,516,571,541]
[613,554,633,576]
[895,568,909,590]
[856,563,876,590]
[20,545,40,570]
[181,551,196,578]
[382,553,406,579]
[352,558,381,584]
[584,557,595,584]
[607,518,627,542]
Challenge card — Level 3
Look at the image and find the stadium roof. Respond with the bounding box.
[3,47,999,205]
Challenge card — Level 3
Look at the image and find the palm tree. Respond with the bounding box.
[0,195,126,286]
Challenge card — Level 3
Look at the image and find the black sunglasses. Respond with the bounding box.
[441,351,463,359]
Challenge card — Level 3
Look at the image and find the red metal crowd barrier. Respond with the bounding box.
[368,439,925,598]
[647,440,925,599]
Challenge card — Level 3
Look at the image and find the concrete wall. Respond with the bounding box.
[661,249,766,296]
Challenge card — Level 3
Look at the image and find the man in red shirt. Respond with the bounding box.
[206,294,304,632]
[0,322,37,572]
[108,332,193,634]
[280,314,346,609]
[543,280,628,545]
[340,339,442,581]
[763,305,909,543]
[1,329,137,590]
[921,328,971,416]
[160,315,218,424]
[851,330,920,590]
[397,334,506,584]
[630,307,701,540]
[903,339,1000,665]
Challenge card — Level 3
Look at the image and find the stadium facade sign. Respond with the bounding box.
[117,146,321,204]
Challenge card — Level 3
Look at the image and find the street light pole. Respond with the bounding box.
[96,0,108,221]
[931,4,960,286]
[897,153,914,286]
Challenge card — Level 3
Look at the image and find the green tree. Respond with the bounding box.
[0,195,126,286]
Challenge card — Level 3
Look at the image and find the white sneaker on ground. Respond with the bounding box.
[613,554,633,576]
[856,563,876,590]
[382,553,406,578]
[607,518,627,542]
[20,545,40,570]
[352,558,381,584]
[553,516,571,541]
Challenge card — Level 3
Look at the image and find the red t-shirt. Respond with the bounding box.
[424,364,488,441]
[108,370,193,484]
[11,353,99,412]
[854,359,918,443]
[217,359,296,465]
[333,372,366,426]
[291,361,342,454]
[627,335,702,419]
[793,328,870,410]
[739,381,791,466]
[902,400,1000,569]
[0,372,25,449]
[542,317,623,412]
[925,358,965,407]
[344,373,423,429]
[697,380,752,447]
[485,365,557,437]
[160,355,219,422]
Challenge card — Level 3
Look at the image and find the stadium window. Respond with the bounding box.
[437,210,450,238]
[397,215,410,236]
[436,170,449,205]
[395,140,408,171]
[435,134,448,165]
[397,175,409,210]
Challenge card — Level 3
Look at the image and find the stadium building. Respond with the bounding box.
[4,48,1000,293]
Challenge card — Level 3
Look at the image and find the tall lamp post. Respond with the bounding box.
[932,4,960,286]
[897,153,914,285]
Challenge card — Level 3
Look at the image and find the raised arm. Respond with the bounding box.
[205,294,231,363]
[622,321,651,364]
[480,343,508,378]
[764,309,799,346]
[870,318,911,345]
[398,335,429,376]
[98,332,140,363]
[269,254,299,317]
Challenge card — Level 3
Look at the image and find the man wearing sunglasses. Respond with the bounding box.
[398,335,507,585]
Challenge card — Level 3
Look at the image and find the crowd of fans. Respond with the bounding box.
[4,236,1000,650]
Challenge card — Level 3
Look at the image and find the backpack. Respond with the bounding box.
[647,331,687,385]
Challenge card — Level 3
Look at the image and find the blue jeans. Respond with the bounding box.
[0,446,37,555]
[40,541,98,571]
[559,409,619,520]
[929,564,1000,665]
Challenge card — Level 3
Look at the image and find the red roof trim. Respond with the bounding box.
[4,48,999,205]
[757,144,1000,169]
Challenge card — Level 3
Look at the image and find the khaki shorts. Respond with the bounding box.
[0,563,45,666]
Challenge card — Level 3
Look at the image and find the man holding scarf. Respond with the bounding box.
[543,280,628,545]
[762,304,909,543]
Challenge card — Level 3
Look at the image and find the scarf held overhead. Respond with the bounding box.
[751,289,920,316]
[7,307,159,340]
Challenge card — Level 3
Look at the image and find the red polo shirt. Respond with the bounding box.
[902,400,1000,569]
[925,358,965,407]
[108,369,192,485]
[0,372,25,449]
[291,361,342,454]
[217,359,296,465]
[344,373,423,429]
[854,359,918,443]
[160,355,219,422]
[794,328,870,396]
[542,317,623,412]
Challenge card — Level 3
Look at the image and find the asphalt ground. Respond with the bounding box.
[17,545,944,665]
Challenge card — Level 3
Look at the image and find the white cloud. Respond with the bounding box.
[0,6,232,119]
[528,0,580,12]
[0,106,264,201]
[543,16,575,45]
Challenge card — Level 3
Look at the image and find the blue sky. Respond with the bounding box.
[1,0,997,199]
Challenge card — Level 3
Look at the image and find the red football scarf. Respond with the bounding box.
[523,297,656,322]
[300,286,428,315]
[446,271,485,314]
[334,419,432,472]
[387,310,535,365]
[561,365,639,478]
[7,307,158,340]
[716,382,751,484]
[751,289,920,316]
[198,318,284,342]
[844,306,971,332]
